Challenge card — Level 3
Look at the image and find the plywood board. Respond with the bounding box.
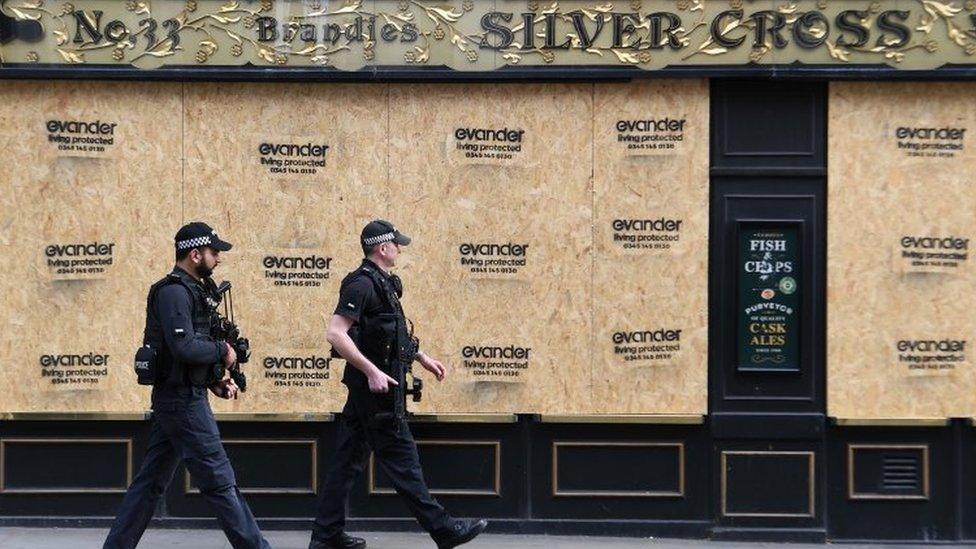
[0,80,182,412]
[0,79,710,417]
[388,83,593,414]
[591,80,710,414]
[828,82,976,418]
[183,82,390,414]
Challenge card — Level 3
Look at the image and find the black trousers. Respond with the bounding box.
[103,393,270,549]
[311,386,452,541]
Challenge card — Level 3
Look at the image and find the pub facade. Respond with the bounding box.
[1,0,975,542]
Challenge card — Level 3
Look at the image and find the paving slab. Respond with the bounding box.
[0,528,956,549]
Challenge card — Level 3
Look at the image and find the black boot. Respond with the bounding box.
[434,519,488,549]
[308,531,367,549]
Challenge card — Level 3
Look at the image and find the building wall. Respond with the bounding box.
[3,78,976,542]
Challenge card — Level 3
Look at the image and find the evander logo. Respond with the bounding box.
[894,124,967,158]
[263,354,331,387]
[258,142,329,157]
[39,353,110,366]
[612,329,682,344]
[616,117,687,154]
[897,339,967,374]
[616,118,686,133]
[901,236,969,250]
[462,345,532,359]
[46,242,115,257]
[459,243,529,256]
[46,118,118,156]
[263,254,333,270]
[458,242,529,276]
[897,339,966,352]
[898,235,970,272]
[461,344,531,381]
[45,240,115,278]
[257,139,330,176]
[263,355,331,369]
[895,127,966,140]
[612,218,683,232]
[454,127,525,143]
[612,328,683,363]
[612,217,683,251]
[263,254,333,288]
[39,353,110,386]
[452,126,526,163]
[46,119,117,135]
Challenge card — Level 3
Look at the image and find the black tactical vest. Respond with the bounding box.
[144,268,219,388]
[339,261,407,386]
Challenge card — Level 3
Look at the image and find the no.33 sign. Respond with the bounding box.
[737,225,800,372]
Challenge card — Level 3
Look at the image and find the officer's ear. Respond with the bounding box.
[188,247,203,264]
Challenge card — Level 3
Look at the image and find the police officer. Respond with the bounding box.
[104,222,271,549]
[308,220,487,549]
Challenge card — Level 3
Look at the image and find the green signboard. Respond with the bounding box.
[737,225,800,372]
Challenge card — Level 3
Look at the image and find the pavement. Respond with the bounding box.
[0,528,957,549]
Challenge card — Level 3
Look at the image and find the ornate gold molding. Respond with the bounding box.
[1,1,973,71]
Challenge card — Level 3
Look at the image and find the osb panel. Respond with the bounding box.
[388,83,592,414]
[183,83,390,414]
[1,80,709,417]
[0,88,16,414]
[0,80,182,412]
[828,82,976,419]
[591,80,710,414]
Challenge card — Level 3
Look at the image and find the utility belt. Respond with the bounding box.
[153,384,208,400]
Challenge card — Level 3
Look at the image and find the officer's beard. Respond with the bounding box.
[195,262,214,279]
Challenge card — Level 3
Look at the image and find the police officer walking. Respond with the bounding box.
[308,220,487,549]
[104,222,271,549]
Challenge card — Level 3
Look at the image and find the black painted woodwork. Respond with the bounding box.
[827,425,958,541]
[1,79,974,542]
[708,80,828,541]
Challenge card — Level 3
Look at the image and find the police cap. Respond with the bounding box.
[175,221,233,252]
[361,219,411,247]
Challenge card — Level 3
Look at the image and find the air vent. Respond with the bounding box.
[849,444,929,500]
[882,455,920,491]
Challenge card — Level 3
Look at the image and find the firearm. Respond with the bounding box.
[377,316,423,432]
[209,280,250,392]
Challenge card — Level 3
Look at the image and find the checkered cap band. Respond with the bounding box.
[362,232,395,246]
[176,236,212,250]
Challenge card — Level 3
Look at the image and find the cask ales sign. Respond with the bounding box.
[738,225,800,372]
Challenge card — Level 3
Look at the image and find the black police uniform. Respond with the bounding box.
[310,259,455,545]
[103,266,270,549]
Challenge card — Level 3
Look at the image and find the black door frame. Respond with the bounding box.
[708,80,828,540]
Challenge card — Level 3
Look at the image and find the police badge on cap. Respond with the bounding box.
[175,222,233,252]
[361,220,411,247]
